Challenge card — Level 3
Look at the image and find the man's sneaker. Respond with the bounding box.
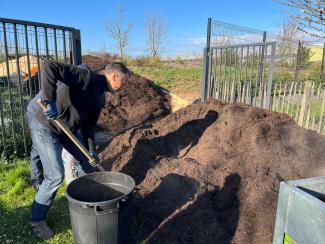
[30,220,54,240]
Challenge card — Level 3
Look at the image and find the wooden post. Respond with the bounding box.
[286,82,294,115]
[298,81,313,126]
[318,90,325,133]
[272,83,277,111]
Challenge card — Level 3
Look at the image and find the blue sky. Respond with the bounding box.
[0,0,288,58]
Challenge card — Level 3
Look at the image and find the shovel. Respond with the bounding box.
[37,99,105,172]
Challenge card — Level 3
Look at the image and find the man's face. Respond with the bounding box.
[105,71,124,91]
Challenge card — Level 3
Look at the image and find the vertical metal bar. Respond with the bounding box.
[217,49,222,99]
[206,18,212,50]
[254,45,262,107]
[222,48,227,101]
[258,32,267,107]
[294,40,301,81]
[71,29,83,65]
[34,26,41,87]
[0,27,6,156]
[262,45,269,108]
[54,29,58,61]
[238,47,243,102]
[13,23,28,155]
[244,46,249,82]
[44,27,49,59]
[201,18,212,102]
[63,30,67,63]
[0,92,6,156]
[227,48,232,102]
[212,49,218,98]
[3,22,18,154]
[250,46,255,105]
[201,47,209,102]
[207,48,214,98]
[231,47,238,102]
[24,24,33,98]
[266,43,275,109]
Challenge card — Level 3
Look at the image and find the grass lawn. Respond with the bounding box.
[0,160,73,244]
[130,65,202,101]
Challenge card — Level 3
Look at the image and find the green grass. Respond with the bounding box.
[0,160,73,244]
[130,66,202,97]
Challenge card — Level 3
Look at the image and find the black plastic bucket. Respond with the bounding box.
[66,171,135,244]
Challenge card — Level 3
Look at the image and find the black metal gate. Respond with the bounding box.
[0,17,82,158]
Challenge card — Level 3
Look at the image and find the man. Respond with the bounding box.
[26,60,130,240]
[29,64,91,190]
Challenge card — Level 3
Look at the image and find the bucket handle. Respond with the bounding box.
[95,205,119,215]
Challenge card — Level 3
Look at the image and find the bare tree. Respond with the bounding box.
[275,0,325,38]
[144,14,167,59]
[104,5,132,59]
[276,18,301,66]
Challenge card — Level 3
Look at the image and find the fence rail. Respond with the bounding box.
[0,17,82,158]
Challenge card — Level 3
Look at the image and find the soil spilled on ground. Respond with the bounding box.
[82,55,171,133]
[99,99,325,244]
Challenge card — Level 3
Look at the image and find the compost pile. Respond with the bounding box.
[82,55,109,71]
[100,99,325,244]
[97,73,171,132]
[82,55,171,133]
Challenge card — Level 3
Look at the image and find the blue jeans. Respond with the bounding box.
[27,115,95,221]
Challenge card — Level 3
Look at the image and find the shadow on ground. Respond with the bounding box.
[121,110,218,184]
[132,173,241,244]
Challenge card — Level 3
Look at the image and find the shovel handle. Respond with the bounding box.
[37,99,104,171]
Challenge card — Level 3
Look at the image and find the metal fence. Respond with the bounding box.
[202,18,325,134]
[202,41,276,109]
[202,19,277,108]
[0,17,82,158]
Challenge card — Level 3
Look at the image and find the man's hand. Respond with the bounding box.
[89,151,99,163]
[44,102,58,120]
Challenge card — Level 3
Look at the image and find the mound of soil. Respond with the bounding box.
[82,55,109,72]
[98,73,171,132]
[99,99,325,243]
[82,55,171,133]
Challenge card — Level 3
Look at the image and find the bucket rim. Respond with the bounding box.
[65,171,135,207]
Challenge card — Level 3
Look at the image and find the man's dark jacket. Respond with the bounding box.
[27,60,113,152]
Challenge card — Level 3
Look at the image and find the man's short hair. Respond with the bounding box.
[104,62,130,76]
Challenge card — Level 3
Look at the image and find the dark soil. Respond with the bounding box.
[99,99,325,244]
[82,55,110,72]
[98,73,171,133]
[82,55,171,133]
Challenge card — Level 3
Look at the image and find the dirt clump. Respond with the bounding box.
[98,73,171,132]
[99,99,325,244]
